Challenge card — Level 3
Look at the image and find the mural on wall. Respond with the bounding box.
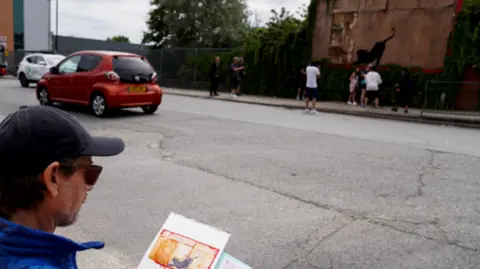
[353,28,395,66]
[313,0,457,68]
[329,12,358,64]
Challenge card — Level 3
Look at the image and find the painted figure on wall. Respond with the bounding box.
[354,28,396,66]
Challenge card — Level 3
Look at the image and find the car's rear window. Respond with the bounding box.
[112,56,155,83]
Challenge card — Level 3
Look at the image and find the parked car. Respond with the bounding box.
[0,64,6,77]
[36,50,162,117]
[17,53,65,87]
[0,46,7,77]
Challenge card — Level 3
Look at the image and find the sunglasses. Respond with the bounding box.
[60,163,103,186]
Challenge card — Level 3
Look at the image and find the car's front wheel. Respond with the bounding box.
[37,87,51,106]
[142,105,159,114]
[91,93,108,117]
[19,73,29,88]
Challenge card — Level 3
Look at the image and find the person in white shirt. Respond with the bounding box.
[304,62,321,114]
[364,65,382,108]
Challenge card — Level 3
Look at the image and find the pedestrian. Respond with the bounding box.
[230,57,244,98]
[209,56,220,96]
[297,67,307,100]
[347,67,359,105]
[304,61,320,114]
[237,57,245,96]
[0,105,125,268]
[359,66,369,107]
[364,65,382,108]
[392,68,411,113]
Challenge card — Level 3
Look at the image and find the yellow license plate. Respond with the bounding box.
[129,86,147,93]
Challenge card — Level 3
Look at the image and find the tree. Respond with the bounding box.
[142,0,250,48]
[107,35,130,43]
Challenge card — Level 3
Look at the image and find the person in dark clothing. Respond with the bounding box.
[297,67,307,100]
[392,68,412,113]
[358,66,370,108]
[230,57,244,98]
[237,57,245,96]
[209,56,221,96]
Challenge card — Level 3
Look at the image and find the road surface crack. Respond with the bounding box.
[169,154,479,253]
[283,220,356,269]
[407,150,437,199]
[369,218,478,252]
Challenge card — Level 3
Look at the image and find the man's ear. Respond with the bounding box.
[42,162,61,198]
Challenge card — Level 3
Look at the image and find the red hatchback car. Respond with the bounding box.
[36,50,162,116]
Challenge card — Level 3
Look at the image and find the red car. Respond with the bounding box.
[0,65,6,76]
[36,50,162,117]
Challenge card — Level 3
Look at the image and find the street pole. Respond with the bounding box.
[55,0,58,52]
[48,0,51,52]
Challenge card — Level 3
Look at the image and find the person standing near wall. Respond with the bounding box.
[237,57,245,96]
[347,67,360,105]
[364,65,382,108]
[297,67,307,100]
[392,68,411,113]
[359,65,369,108]
[209,56,220,96]
[230,57,244,98]
[304,61,321,114]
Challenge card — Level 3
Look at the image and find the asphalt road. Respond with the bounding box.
[1,78,480,269]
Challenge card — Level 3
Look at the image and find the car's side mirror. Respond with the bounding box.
[38,61,47,66]
[49,66,59,74]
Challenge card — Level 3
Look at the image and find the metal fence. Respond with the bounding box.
[421,80,480,115]
[5,48,234,90]
[145,48,233,89]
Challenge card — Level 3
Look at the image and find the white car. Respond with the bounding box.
[17,53,65,87]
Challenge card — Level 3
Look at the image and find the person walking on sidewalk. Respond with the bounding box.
[0,105,125,269]
[209,56,221,96]
[304,61,321,114]
[364,65,382,108]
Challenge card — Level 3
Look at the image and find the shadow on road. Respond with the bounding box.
[54,104,152,119]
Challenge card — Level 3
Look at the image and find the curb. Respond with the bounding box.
[165,91,480,129]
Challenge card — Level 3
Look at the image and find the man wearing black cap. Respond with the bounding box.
[0,106,125,268]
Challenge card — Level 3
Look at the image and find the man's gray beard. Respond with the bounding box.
[56,211,78,227]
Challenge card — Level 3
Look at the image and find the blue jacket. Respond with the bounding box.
[0,218,104,269]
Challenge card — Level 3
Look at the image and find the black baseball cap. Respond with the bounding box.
[0,106,125,179]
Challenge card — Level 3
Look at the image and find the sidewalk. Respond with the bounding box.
[163,88,480,128]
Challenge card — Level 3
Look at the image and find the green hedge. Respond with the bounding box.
[186,53,441,106]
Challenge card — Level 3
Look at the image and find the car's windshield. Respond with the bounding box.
[45,55,65,66]
[112,56,154,83]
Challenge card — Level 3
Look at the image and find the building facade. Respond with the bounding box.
[0,0,50,52]
[311,0,458,68]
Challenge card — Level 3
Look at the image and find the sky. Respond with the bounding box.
[51,0,309,44]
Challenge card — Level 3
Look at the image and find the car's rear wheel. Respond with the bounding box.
[91,93,108,117]
[19,73,29,88]
[37,87,52,106]
[142,105,159,114]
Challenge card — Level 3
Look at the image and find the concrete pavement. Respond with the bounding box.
[0,79,479,269]
[164,88,480,128]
